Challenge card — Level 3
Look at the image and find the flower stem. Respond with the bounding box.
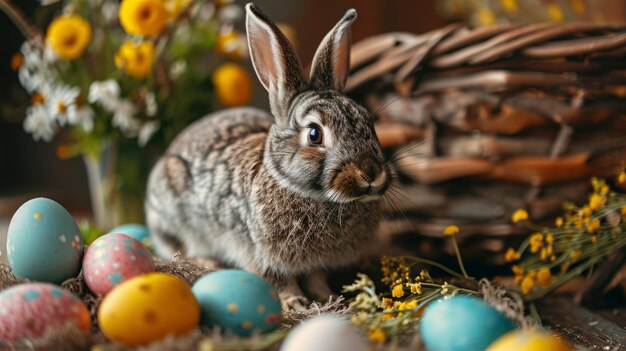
[0,0,39,39]
[451,236,470,279]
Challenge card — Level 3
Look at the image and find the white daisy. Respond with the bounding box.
[113,99,140,135]
[145,92,158,117]
[101,0,119,22]
[47,85,80,125]
[23,105,57,142]
[169,60,187,80]
[138,121,160,146]
[67,105,95,132]
[88,80,121,112]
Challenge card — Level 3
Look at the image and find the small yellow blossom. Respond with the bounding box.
[548,4,563,21]
[618,171,626,184]
[115,41,156,79]
[212,62,253,107]
[11,53,23,71]
[499,0,518,12]
[46,15,92,60]
[591,235,597,244]
[570,250,582,261]
[540,247,548,261]
[555,217,564,227]
[368,328,386,343]
[521,276,535,295]
[546,233,554,245]
[443,225,459,237]
[504,248,520,262]
[527,270,538,280]
[512,209,529,223]
[119,0,167,36]
[478,8,495,25]
[529,233,544,253]
[537,268,552,288]
[392,284,404,298]
[586,219,600,233]
[550,255,556,262]
[511,265,523,276]
[408,282,422,295]
[621,206,626,217]
[600,184,609,195]
[581,206,592,217]
[588,193,605,211]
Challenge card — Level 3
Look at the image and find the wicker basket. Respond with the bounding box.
[347,23,626,264]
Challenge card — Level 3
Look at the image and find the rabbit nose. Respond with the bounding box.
[356,168,388,196]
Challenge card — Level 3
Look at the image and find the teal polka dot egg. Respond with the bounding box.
[420,295,515,351]
[192,269,281,336]
[109,223,152,251]
[6,198,83,284]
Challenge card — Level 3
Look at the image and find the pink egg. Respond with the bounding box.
[0,283,91,342]
[83,233,155,295]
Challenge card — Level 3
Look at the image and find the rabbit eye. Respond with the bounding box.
[308,125,323,145]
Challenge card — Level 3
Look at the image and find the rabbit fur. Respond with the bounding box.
[145,3,392,310]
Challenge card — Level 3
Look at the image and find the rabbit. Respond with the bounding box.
[145,3,392,310]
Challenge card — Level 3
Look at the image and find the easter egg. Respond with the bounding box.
[98,272,200,347]
[280,314,369,351]
[7,198,83,284]
[192,269,281,336]
[109,223,152,251]
[0,283,90,342]
[420,295,515,351]
[83,233,155,295]
[486,329,574,351]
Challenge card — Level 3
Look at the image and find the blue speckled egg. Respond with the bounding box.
[420,295,515,351]
[6,198,83,284]
[192,269,281,336]
[109,224,152,251]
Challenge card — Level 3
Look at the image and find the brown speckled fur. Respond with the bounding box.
[145,4,391,309]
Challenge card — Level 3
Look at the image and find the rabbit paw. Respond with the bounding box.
[280,294,309,311]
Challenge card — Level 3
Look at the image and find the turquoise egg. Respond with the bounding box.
[109,224,152,251]
[192,269,282,336]
[6,198,83,284]
[420,295,515,351]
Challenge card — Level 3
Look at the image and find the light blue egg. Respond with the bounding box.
[109,224,152,251]
[420,295,515,351]
[192,269,282,336]
[7,198,83,284]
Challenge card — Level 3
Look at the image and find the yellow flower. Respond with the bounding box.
[212,63,253,107]
[392,284,404,298]
[381,298,394,310]
[499,0,517,12]
[46,15,92,60]
[521,276,534,295]
[588,193,605,211]
[511,265,523,276]
[408,282,422,295]
[540,248,548,262]
[586,219,600,233]
[618,171,626,184]
[591,235,597,244]
[504,248,520,262]
[570,250,581,261]
[11,53,23,71]
[622,206,626,217]
[443,225,459,237]
[555,217,563,228]
[581,206,592,217]
[512,209,528,223]
[529,233,543,253]
[548,4,563,21]
[119,0,167,36]
[368,328,386,343]
[600,185,609,195]
[478,8,495,26]
[545,233,554,245]
[216,31,246,59]
[537,268,552,288]
[115,41,155,79]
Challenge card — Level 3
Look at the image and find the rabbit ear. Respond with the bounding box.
[246,3,306,122]
[309,9,356,92]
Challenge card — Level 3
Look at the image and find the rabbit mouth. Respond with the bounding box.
[326,165,390,203]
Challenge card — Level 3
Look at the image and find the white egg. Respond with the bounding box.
[280,314,369,351]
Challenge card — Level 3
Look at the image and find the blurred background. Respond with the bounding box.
[1,0,626,249]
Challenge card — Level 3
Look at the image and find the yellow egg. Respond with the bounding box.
[212,62,253,107]
[487,329,574,351]
[98,273,200,347]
